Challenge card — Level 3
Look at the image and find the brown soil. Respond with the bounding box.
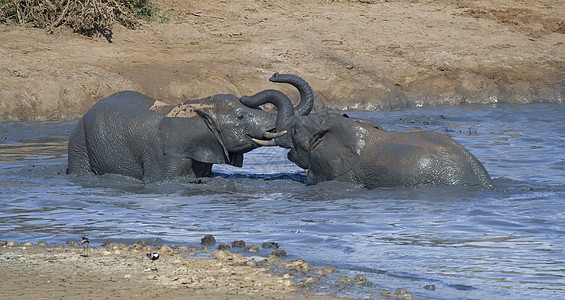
[0,0,564,120]
[0,242,339,299]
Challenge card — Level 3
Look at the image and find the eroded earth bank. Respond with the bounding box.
[1,0,564,120]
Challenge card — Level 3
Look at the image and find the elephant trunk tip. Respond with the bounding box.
[269,72,280,82]
[267,72,314,116]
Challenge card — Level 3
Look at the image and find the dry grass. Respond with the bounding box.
[0,0,163,41]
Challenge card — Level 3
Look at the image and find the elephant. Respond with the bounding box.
[242,94,493,188]
[67,73,313,182]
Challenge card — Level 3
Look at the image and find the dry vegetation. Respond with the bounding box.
[0,0,163,40]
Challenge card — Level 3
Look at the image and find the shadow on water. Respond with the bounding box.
[1,103,565,299]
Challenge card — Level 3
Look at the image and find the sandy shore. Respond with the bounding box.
[1,241,349,299]
[1,0,563,120]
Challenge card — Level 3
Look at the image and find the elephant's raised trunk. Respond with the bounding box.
[240,89,295,147]
[269,73,314,116]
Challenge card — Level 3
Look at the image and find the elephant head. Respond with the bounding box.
[282,113,380,184]
[156,73,314,168]
[240,72,315,149]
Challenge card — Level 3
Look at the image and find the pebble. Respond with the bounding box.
[177,246,196,252]
[201,234,216,245]
[4,241,16,247]
[261,242,279,249]
[231,240,246,248]
[271,249,287,257]
[66,241,79,247]
[302,277,316,285]
[323,265,339,274]
[354,274,367,285]
[381,288,414,299]
[213,250,248,265]
[287,259,311,272]
[159,245,174,253]
[218,243,231,251]
[243,245,259,252]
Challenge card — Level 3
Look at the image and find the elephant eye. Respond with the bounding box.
[311,137,323,150]
[235,109,245,120]
[310,129,329,150]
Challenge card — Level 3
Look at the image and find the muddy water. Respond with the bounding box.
[1,103,564,299]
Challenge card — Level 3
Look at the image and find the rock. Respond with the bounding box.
[337,275,351,284]
[218,243,231,251]
[261,242,279,249]
[177,246,196,253]
[271,250,287,257]
[201,235,216,245]
[37,241,47,247]
[131,242,153,252]
[213,250,248,265]
[231,240,246,248]
[287,259,311,272]
[66,241,79,247]
[354,274,367,286]
[381,288,414,299]
[113,243,128,251]
[312,269,325,276]
[323,265,339,274]
[159,245,174,253]
[302,277,316,285]
[243,245,259,252]
[424,284,436,291]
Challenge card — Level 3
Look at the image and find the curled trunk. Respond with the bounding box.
[240,89,295,147]
[269,73,314,116]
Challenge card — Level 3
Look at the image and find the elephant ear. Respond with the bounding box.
[156,115,230,165]
[196,108,244,167]
[307,119,367,184]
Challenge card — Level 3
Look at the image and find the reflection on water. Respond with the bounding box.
[1,103,564,299]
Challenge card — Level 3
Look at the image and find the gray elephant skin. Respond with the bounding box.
[243,89,493,188]
[281,113,493,188]
[67,73,313,182]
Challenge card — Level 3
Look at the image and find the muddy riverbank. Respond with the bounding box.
[1,0,563,120]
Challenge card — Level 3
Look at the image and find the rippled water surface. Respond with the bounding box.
[1,103,564,299]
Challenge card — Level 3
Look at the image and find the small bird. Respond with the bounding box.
[81,236,90,257]
[146,252,159,271]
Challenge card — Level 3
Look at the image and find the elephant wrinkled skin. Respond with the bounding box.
[67,73,313,182]
[282,113,493,188]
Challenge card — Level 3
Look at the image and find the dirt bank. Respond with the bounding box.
[1,0,563,120]
[0,241,339,299]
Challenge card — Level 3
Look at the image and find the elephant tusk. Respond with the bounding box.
[252,138,277,146]
[263,130,287,139]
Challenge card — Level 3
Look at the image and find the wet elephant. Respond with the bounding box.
[243,92,493,188]
[67,73,313,182]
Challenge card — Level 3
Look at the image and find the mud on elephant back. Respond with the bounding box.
[243,104,493,189]
[66,73,314,183]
